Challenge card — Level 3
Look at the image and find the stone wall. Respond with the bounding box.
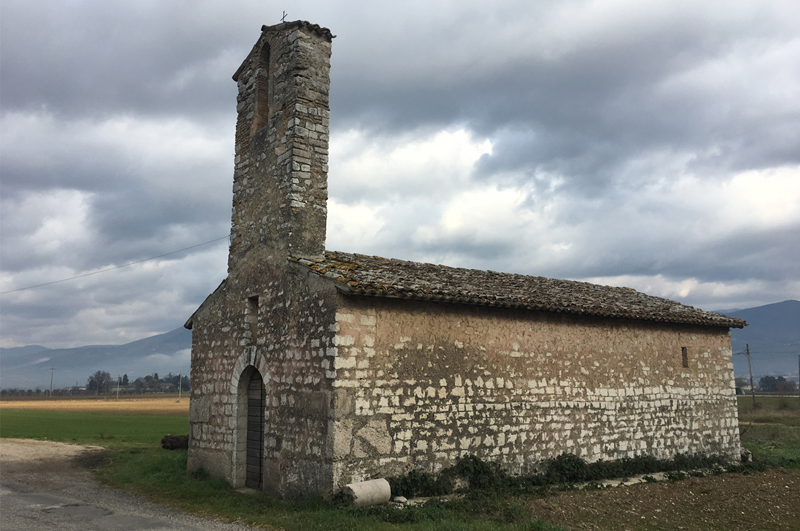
[188,264,342,494]
[328,297,741,486]
[187,21,336,496]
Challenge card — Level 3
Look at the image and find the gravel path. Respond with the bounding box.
[0,438,255,531]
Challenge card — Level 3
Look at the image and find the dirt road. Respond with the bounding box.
[0,439,252,531]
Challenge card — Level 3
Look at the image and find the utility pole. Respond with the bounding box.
[116,375,121,400]
[49,367,55,397]
[746,344,756,409]
[178,373,182,401]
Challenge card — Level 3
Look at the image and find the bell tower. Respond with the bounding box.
[228,21,333,271]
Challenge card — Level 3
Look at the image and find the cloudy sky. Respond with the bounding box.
[1,0,798,348]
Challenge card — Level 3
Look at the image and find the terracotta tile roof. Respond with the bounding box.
[290,251,746,329]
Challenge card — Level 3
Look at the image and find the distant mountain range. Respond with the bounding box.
[1,300,797,391]
[0,327,191,391]
[725,300,800,381]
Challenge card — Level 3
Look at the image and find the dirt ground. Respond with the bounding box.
[0,438,105,464]
[0,438,250,531]
[525,468,800,531]
[0,396,189,415]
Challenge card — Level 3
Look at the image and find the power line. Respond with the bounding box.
[1,235,229,295]
[734,349,800,356]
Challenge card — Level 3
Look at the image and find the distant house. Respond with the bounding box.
[734,377,752,395]
[185,20,747,496]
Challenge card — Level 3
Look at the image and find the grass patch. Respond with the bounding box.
[738,395,800,413]
[100,448,563,530]
[738,395,800,469]
[0,409,187,448]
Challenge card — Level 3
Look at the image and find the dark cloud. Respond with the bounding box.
[0,1,242,119]
[332,4,799,198]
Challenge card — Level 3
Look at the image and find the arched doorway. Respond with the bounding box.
[245,369,266,489]
[231,349,269,489]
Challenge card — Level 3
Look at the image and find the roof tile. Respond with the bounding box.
[290,251,746,329]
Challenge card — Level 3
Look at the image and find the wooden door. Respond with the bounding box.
[245,371,265,489]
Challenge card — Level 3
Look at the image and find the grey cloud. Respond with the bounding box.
[533,215,800,284]
[88,185,227,243]
[1,1,242,119]
[413,235,517,264]
[333,7,799,198]
[0,243,228,348]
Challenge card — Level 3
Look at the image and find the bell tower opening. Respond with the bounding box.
[250,42,270,135]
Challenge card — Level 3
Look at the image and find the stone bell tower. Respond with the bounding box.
[228,21,333,271]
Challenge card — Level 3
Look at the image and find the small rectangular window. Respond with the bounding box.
[681,347,689,368]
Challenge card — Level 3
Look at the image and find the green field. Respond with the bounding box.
[737,395,800,468]
[0,409,188,448]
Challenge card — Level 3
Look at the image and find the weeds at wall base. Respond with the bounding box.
[387,452,761,498]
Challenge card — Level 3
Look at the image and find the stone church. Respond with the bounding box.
[185,20,746,496]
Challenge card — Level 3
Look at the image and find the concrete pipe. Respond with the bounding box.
[342,478,392,507]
